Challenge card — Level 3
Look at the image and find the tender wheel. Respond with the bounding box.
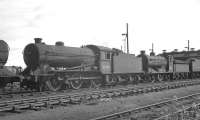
[92,79,102,88]
[157,74,164,82]
[151,75,156,83]
[106,75,118,85]
[70,80,83,89]
[45,77,63,91]
[166,74,171,81]
[173,73,179,80]
[135,75,142,83]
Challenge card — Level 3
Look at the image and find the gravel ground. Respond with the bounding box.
[1,85,200,120]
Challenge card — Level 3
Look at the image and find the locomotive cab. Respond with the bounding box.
[99,50,112,74]
[86,45,113,74]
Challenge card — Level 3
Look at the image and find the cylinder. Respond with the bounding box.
[23,43,96,70]
[0,40,9,65]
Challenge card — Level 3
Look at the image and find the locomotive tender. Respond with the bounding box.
[21,38,200,91]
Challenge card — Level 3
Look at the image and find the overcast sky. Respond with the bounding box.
[1,0,200,67]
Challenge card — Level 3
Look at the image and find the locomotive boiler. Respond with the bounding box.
[139,51,168,73]
[23,38,96,71]
[0,40,9,66]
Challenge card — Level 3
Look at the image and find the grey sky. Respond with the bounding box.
[1,0,200,67]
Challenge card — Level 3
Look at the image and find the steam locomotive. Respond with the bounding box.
[0,40,21,89]
[20,38,200,91]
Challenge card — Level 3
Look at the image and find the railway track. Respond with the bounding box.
[0,82,179,101]
[0,79,199,114]
[91,87,200,120]
[155,99,200,120]
[0,79,199,100]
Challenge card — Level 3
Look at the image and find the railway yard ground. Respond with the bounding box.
[1,81,200,120]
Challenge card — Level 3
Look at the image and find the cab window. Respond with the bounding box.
[105,52,111,59]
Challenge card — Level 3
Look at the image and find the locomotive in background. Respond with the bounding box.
[0,40,21,89]
[21,38,200,91]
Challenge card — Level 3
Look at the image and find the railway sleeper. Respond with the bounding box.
[146,88,153,93]
[30,102,47,109]
[113,91,121,97]
[138,89,143,93]
[99,93,107,98]
[22,99,37,104]
[0,102,7,107]
[91,94,100,99]
[6,100,22,105]
[48,97,60,101]
[120,91,129,96]
[0,106,14,112]
[13,104,31,110]
[125,90,132,95]
[37,97,49,102]
[82,95,92,101]
[70,97,81,104]
[47,100,60,106]
[132,90,140,94]
[60,98,70,104]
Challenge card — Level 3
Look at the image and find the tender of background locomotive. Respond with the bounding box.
[160,50,200,78]
[22,38,200,91]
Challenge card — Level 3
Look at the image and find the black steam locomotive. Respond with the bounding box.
[0,40,21,89]
[20,38,200,91]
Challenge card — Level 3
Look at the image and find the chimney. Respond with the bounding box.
[162,50,166,53]
[173,49,178,52]
[150,52,155,56]
[34,38,42,44]
[55,41,64,46]
[140,50,146,55]
[190,48,195,51]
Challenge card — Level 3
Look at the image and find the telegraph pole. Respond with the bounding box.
[122,23,129,54]
[185,40,190,51]
[126,23,129,54]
